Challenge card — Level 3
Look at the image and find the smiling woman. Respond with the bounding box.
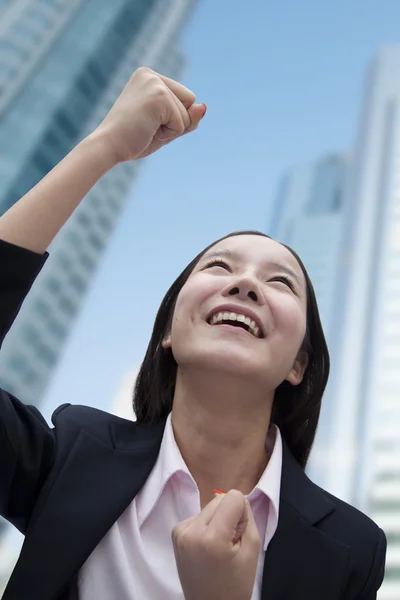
[0,68,387,600]
[134,230,327,473]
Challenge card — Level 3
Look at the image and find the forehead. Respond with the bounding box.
[203,235,303,274]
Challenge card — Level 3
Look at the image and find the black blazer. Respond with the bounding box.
[0,239,386,600]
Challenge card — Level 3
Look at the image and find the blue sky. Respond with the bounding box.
[40,0,400,420]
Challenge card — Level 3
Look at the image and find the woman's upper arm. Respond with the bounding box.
[0,387,55,533]
[0,237,55,532]
[354,528,387,600]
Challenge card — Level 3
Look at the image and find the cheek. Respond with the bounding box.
[271,297,306,342]
[169,279,209,339]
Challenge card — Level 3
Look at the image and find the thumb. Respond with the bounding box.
[185,103,207,133]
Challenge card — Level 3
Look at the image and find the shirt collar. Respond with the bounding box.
[137,412,283,543]
[250,424,283,550]
[136,412,194,527]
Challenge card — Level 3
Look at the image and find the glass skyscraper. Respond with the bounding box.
[268,153,350,490]
[0,0,196,581]
[328,47,400,600]
[0,0,195,408]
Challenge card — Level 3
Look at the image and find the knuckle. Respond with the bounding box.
[135,66,153,76]
[171,524,180,543]
[174,526,196,552]
[229,489,244,499]
[151,82,170,102]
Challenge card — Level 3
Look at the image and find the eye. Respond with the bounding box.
[270,275,296,292]
[204,258,231,271]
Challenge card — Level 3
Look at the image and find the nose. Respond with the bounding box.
[223,276,263,304]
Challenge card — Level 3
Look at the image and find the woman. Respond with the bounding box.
[0,68,386,600]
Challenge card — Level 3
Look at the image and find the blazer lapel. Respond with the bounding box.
[261,440,351,599]
[5,417,166,600]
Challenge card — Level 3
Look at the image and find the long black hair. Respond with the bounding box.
[133,231,330,470]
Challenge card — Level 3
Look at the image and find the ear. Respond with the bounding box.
[285,350,309,386]
[162,333,172,349]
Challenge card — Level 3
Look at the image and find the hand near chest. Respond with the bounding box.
[172,490,260,600]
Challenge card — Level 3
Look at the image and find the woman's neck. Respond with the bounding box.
[171,369,274,508]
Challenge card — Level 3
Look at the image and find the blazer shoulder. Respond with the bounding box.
[51,403,135,439]
[313,484,386,598]
[317,484,383,543]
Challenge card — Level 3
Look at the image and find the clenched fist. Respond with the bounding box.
[95,67,206,163]
[172,490,261,600]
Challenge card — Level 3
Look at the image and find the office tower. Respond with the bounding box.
[327,47,400,599]
[269,153,349,490]
[0,0,195,408]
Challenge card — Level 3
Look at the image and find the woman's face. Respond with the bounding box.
[164,235,309,389]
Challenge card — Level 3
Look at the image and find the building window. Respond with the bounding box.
[77,78,97,102]
[79,253,95,271]
[57,112,79,139]
[77,212,90,228]
[88,232,104,251]
[26,8,53,27]
[46,277,61,294]
[59,295,76,316]
[0,40,27,60]
[8,355,26,373]
[69,273,86,293]
[22,324,40,346]
[37,344,57,366]
[87,63,105,87]
[35,299,50,318]
[66,231,82,249]
[57,254,72,273]
[23,369,38,385]
[49,320,67,340]
[98,214,112,232]
[31,149,54,176]
[11,23,42,44]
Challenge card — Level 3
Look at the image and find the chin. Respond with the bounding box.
[194,347,262,378]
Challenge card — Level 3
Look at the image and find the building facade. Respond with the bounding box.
[0,0,196,566]
[0,0,195,408]
[268,153,350,490]
[327,47,400,599]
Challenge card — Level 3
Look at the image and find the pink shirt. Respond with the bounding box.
[77,414,282,599]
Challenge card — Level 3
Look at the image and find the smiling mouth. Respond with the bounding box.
[207,311,263,338]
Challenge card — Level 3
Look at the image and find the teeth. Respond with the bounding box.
[209,311,261,338]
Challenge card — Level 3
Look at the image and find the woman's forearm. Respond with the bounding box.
[0,130,118,255]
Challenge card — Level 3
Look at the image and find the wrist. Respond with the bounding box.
[81,128,121,172]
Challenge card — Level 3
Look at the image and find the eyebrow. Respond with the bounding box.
[201,249,303,286]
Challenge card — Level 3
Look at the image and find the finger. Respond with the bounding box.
[239,500,261,551]
[171,514,198,545]
[157,99,206,142]
[233,499,252,543]
[207,490,247,542]
[193,492,226,526]
[157,73,196,108]
[155,81,197,141]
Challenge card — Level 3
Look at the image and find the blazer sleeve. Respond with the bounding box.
[355,527,387,600]
[0,239,56,534]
